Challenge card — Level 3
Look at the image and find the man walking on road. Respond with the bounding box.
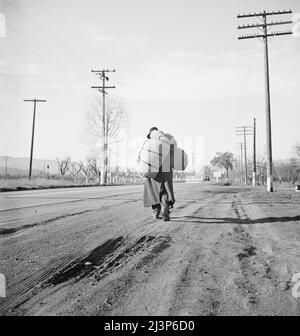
[138,127,176,221]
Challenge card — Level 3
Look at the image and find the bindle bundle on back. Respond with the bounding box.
[138,130,188,178]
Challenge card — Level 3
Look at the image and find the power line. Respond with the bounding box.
[35,0,91,67]
[6,24,69,73]
[5,0,78,72]
[42,0,85,40]
[237,9,293,192]
[4,1,115,83]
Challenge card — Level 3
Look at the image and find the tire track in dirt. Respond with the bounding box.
[0,198,140,235]
[0,236,126,315]
[238,197,300,315]
[229,199,294,313]
[168,249,223,316]
[12,188,247,316]
[3,234,173,315]
[168,192,272,316]
[9,185,297,316]
[230,200,261,308]
[168,193,228,316]
[0,251,87,315]
[0,210,92,236]
[94,235,173,316]
[37,234,173,316]
[1,194,168,315]
[89,235,171,285]
[103,197,220,315]
[169,196,259,315]
[171,193,219,222]
[46,236,125,286]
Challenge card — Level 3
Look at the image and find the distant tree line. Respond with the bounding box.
[208,144,300,185]
[56,156,145,185]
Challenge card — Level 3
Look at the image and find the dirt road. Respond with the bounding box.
[0,183,299,316]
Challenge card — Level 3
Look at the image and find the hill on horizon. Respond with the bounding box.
[0,156,59,176]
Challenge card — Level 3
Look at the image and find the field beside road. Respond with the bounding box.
[0,177,144,193]
[0,177,95,192]
[0,183,299,316]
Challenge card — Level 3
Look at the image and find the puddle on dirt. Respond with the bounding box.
[46,236,124,286]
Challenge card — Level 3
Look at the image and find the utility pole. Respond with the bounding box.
[236,143,243,183]
[5,156,7,179]
[237,9,293,192]
[253,118,257,186]
[192,152,195,177]
[23,99,47,180]
[243,127,247,184]
[235,126,254,185]
[91,69,116,185]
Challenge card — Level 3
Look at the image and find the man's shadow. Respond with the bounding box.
[170,215,300,225]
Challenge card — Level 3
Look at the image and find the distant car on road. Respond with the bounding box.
[203,176,211,182]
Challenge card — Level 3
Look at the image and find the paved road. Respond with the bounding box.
[0,185,144,211]
[0,183,299,316]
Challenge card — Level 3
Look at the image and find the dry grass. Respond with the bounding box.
[0,177,96,192]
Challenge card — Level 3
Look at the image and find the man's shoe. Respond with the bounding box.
[152,210,160,219]
[161,206,170,221]
[163,214,170,221]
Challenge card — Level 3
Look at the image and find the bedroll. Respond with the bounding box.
[138,131,188,176]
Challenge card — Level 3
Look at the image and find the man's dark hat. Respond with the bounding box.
[147,127,158,139]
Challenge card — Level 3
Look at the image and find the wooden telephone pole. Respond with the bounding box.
[253,118,257,186]
[236,143,243,183]
[237,9,293,192]
[235,126,254,185]
[23,99,47,180]
[91,69,116,185]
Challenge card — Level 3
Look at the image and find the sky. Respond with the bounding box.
[0,0,300,170]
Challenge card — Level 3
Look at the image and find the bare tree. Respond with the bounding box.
[256,153,267,185]
[287,158,299,184]
[295,144,300,160]
[294,144,300,184]
[79,160,93,184]
[57,157,71,177]
[89,158,101,183]
[86,95,128,184]
[68,162,82,182]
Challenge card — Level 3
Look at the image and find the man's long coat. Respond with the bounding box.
[143,172,175,207]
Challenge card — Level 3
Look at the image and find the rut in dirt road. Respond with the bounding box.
[0,210,92,236]
[46,235,172,286]
[0,233,172,315]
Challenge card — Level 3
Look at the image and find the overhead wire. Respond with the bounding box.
[3,0,73,73]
